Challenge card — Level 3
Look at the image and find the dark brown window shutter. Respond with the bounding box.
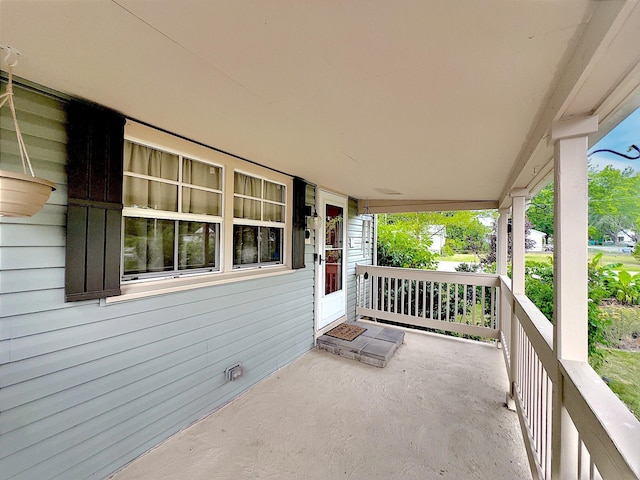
[291,177,307,270]
[65,100,125,301]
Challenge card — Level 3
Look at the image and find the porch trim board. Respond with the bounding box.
[357,199,498,214]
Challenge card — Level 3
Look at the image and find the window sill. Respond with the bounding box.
[103,266,294,305]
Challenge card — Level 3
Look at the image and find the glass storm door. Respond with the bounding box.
[317,190,347,330]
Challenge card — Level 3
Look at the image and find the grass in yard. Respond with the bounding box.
[440,252,555,264]
[525,252,553,262]
[440,253,477,262]
[441,252,640,271]
[600,305,640,349]
[594,254,640,272]
[594,349,640,421]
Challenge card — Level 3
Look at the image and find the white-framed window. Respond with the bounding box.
[120,121,292,288]
[233,172,286,268]
[122,140,223,280]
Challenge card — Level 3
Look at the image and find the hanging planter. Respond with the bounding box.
[0,170,56,217]
[0,45,56,217]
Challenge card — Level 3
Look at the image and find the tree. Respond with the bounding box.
[377,220,438,269]
[376,211,492,267]
[588,165,640,243]
[528,184,554,238]
[481,216,536,265]
[378,211,492,255]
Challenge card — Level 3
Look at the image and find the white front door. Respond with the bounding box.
[316,190,347,330]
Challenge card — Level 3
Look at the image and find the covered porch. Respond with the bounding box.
[2,1,640,479]
[111,328,530,480]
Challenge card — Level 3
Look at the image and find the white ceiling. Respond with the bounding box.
[2,1,640,208]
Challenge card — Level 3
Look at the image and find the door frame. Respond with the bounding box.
[314,189,348,337]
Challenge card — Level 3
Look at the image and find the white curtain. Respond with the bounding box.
[182,159,221,215]
[234,173,262,220]
[123,141,178,211]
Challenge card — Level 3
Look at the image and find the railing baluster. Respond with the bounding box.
[372,275,376,311]
[461,285,466,322]
[429,281,434,319]
[385,277,389,312]
[422,280,427,319]
[454,283,459,325]
[445,283,450,321]
[473,285,478,325]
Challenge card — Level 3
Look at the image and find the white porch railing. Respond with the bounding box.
[356,265,640,480]
[355,264,500,340]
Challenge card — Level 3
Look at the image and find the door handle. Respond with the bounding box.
[318,254,322,265]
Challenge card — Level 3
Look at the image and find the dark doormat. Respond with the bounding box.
[325,323,366,341]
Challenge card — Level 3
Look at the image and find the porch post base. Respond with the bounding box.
[505,392,516,411]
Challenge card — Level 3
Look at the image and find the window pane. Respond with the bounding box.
[178,221,217,270]
[124,141,178,181]
[183,158,221,190]
[124,176,178,211]
[325,249,342,294]
[325,204,343,248]
[234,197,261,220]
[182,187,221,216]
[234,172,261,198]
[233,225,258,265]
[123,217,175,275]
[264,181,285,202]
[260,227,282,263]
[263,202,285,222]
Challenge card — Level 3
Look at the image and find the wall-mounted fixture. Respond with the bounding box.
[225,364,243,382]
[305,206,320,230]
[0,45,56,217]
[304,206,319,246]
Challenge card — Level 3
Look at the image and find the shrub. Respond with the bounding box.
[613,270,640,305]
[524,261,554,322]
[455,262,481,273]
[377,223,438,269]
[522,256,611,366]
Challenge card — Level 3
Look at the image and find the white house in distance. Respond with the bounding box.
[425,225,446,253]
[527,228,547,252]
[616,230,636,245]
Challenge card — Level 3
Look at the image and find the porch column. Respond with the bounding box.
[550,115,598,479]
[510,191,527,295]
[496,209,509,276]
[508,190,528,401]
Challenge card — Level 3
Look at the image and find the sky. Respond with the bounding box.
[588,107,640,172]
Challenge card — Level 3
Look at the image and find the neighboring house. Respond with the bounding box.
[617,230,636,245]
[527,228,546,252]
[425,225,446,253]
[1,3,640,480]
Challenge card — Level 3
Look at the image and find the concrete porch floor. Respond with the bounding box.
[111,330,530,480]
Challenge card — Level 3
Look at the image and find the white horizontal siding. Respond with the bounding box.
[346,198,374,321]
[0,82,316,480]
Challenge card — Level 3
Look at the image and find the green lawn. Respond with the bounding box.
[600,305,640,348]
[441,253,477,262]
[440,252,640,271]
[595,254,640,272]
[594,349,640,421]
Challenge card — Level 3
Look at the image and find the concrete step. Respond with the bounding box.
[317,322,404,367]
